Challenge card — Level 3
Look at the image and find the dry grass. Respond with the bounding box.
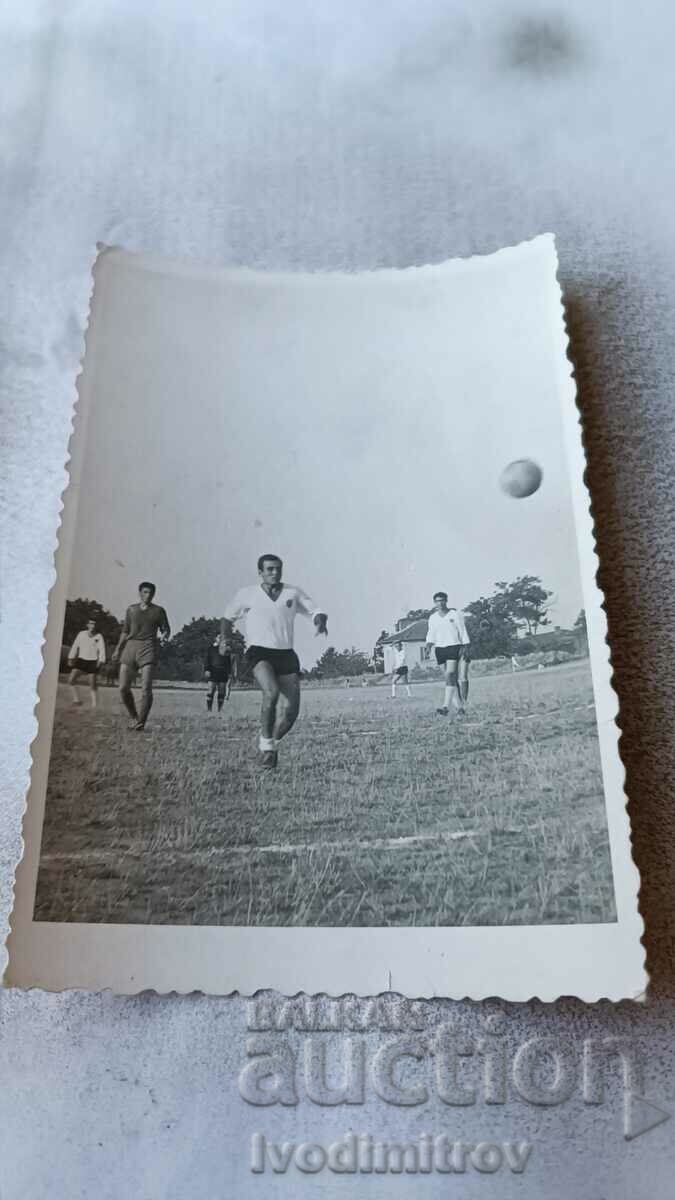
[34,661,616,927]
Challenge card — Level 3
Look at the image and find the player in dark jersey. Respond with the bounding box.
[204,635,235,712]
[112,581,170,730]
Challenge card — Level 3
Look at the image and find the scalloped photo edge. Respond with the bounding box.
[5,235,646,998]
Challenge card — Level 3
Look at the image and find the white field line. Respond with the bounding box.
[40,829,481,864]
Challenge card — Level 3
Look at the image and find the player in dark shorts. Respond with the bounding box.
[112,581,171,730]
[221,554,327,769]
[67,618,106,708]
[425,591,471,717]
[204,636,234,712]
[390,642,412,698]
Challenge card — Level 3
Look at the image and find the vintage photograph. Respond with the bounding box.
[8,237,644,996]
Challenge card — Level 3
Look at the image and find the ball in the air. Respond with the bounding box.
[499,458,543,499]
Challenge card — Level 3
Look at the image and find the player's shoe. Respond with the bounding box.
[133,721,146,732]
[436,706,449,716]
[260,750,278,770]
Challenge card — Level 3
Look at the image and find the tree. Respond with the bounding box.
[311,646,371,679]
[404,609,431,622]
[573,609,589,654]
[62,598,122,651]
[494,576,553,636]
[463,597,517,660]
[372,630,389,674]
[158,616,245,681]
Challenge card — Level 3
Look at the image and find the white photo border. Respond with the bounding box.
[5,236,646,999]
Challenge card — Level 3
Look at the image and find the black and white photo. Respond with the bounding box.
[8,237,644,997]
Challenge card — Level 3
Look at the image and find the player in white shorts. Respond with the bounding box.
[425,591,471,717]
[390,642,412,698]
[67,618,107,708]
[220,554,328,769]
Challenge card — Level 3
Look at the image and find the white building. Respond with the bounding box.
[380,618,432,673]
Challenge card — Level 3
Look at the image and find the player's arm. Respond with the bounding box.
[425,614,436,644]
[220,589,246,645]
[113,609,132,660]
[159,608,171,643]
[457,611,470,644]
[296,589,328,636]
[68,633,80,665]
[98,635,107,665]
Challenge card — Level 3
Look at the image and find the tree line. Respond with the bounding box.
[61,603,245,682]
[62,575,586,683]
[370,576,586,674]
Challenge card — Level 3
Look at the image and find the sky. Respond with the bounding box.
[67,238,585,668]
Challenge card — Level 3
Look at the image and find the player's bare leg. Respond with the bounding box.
[391,672,397,698]
[457,655,469,711]
[216,680,226,712]
[225,677,232,701]
[206,680,216,711]
[253,661,280,767]
[135,665,154,729]
[89,670,98,709]
[273,673,301,743]
[119,664,139,725]
[68,668,83,707]
[437,662,459,716]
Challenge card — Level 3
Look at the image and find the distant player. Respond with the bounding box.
[220,554,327,769]
[390,642,412,698]
[67,618,106,708]
[204,635,234,712]
[425,591,471,716]
[112,582,171,730]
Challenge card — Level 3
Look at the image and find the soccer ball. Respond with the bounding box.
[499,459,543,498]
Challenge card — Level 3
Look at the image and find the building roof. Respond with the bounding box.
[381,619,429,645]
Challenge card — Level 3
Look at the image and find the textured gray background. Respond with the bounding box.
[1,1,675,1195]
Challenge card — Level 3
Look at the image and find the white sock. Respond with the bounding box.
[90,692,98,709]
[391,685,396,697]
[406,686,412,697]
[259,736,275,752]
[444,685,453,709]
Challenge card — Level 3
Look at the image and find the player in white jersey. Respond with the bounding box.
[425,591,471,717]
[67,618,106,708]
[390,642,412,698]
[220,554,328,769]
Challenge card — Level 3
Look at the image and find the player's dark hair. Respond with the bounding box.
[433,591,448,602]
[257,554,282,572]
[139,581,156,597]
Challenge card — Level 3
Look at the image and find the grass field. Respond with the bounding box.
[34,660,617,927]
